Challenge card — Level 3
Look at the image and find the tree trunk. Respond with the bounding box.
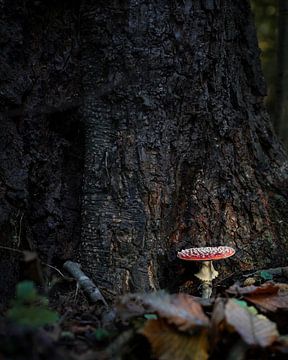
[275,0,288,147]
[1,0,288,304]
[79,0,288,295]
[0,0,83,305]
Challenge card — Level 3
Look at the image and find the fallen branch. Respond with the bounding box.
[63,260,108,307]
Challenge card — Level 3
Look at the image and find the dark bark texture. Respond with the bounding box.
[79,0,288,295]
[1,0,288,302]
[0,0,83,304]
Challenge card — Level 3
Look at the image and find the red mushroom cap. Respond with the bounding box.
[177,246,235,261]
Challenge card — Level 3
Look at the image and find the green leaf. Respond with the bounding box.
[61,331,75,340]
[94,328,110,341]
[7,305,59,328]
[16,281,38,302]
[259,271,273,281]
[144,314,158,320]
[233,299,258,315]
[233,299,248,308]
[7,281,59,328]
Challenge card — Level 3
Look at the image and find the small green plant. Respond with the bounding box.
[259,270,273,281]
[94,328,111,341]
[7,281,59,328]
[144,314,158,320]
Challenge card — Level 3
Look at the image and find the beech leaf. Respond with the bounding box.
[211,298,226,348]
[139,291,210,331]
[139,318,209,360]
[225,299,279,347]
[119,291,209,331]
[244,283,288,312]
[227,282,288,312]
[226,282,279,296]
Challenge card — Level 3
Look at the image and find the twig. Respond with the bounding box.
[17,212,24,247]
[42,262,69,279]
[63,260,108,307]
[0,245,24,254]
[74,282,80,303]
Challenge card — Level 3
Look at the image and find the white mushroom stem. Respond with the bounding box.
[194,261,219,299]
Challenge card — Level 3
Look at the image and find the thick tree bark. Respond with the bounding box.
[0,0,83,305]
[79,0,288,295]
[1,0,288,303]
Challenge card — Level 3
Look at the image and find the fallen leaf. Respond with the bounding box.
[227,282,279,296]
[225,299,279,347]
[245,292,288,312]
[273,335,288,354]
[233,299,258,315]
[211,298,225,348]
[189,296,213,307]
[119,291,209,331]
[139,318,209,360]
[227,282,288,312]
[116,294,146,323]
[139,292,210,331]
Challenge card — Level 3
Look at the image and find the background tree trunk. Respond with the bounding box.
[0,0,83,306]
[79,0,288,296]
[275,0,288,147]
[1,0,288,304]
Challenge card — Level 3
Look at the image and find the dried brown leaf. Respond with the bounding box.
[225,299,279,347]
[273,335,288,354]
[116,295,146,323]
[140,292,210,331]
[139,319,209,360]
[211,298,226,347]
[227,282,288,312]
[119,291,209,331]
[245,292,288,312]
[227,282,279,296]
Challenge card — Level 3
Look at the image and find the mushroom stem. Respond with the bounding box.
[194,261,219,299]
[201,282,213,299]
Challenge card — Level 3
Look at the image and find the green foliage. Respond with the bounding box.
[259,270,273,281]
[143,314,158,320]
[94,328,111,341]
[7,281,59,328]
[15,281,38,302]
[233,299,258,315]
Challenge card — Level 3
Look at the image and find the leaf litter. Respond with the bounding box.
[1,277,288,359]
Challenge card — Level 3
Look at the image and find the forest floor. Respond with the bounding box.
[1,264,288,360]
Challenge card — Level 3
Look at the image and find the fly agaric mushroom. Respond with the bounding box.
[177,246,235,299]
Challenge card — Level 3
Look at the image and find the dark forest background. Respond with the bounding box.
[252,0,288,147]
